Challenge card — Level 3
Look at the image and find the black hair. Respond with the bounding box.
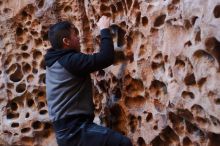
[48,21,72,49]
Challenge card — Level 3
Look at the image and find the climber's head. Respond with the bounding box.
[48,21,80,52]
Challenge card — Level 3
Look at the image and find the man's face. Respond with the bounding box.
[63,27,80,52]
[69,28,80,52]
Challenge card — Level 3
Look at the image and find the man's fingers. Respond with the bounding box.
[97,15,110,30]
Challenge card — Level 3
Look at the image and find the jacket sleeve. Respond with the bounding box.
[58,28,114,76]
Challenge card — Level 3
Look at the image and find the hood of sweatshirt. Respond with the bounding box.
[44,48,76,67]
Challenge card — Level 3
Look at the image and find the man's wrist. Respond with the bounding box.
[100,28,111,38]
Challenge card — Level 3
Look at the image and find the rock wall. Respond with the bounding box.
[1,0,220,145]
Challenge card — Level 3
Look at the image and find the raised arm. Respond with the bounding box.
[59,16,114,76]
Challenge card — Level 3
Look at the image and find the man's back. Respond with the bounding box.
[45,51,94,121]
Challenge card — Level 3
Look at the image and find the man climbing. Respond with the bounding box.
[45,16,133,146]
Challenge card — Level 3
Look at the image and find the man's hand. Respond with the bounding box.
[97,16,110,30]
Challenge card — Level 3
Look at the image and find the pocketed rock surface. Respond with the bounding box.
[0,0,220,145]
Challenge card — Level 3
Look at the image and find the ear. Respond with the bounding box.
[63,38,70,46]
